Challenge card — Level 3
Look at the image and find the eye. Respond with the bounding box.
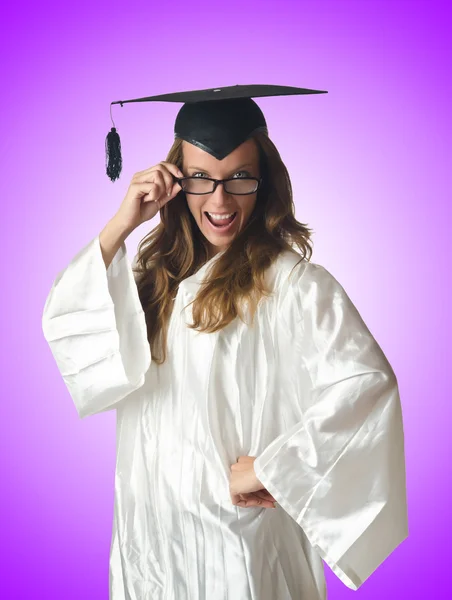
[191,170,251,178]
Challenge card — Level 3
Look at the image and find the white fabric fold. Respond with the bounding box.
[253,262,408,590]
[42,242,408,599]
[42,235,151,418]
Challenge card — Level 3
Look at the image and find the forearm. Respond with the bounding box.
[99,217,132,270]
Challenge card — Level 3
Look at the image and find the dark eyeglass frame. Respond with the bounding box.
[173,175,262,195]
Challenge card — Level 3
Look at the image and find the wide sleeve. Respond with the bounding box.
[42,234,152,419]
[253,261,408,591]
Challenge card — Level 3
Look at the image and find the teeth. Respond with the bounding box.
[207,212,235,220]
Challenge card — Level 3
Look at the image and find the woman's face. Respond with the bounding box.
[181,138,260,256]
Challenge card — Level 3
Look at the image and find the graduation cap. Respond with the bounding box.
[105,84,328,182]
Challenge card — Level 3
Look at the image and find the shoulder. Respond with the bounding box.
[270,250,353,323]
[270,249,341,294]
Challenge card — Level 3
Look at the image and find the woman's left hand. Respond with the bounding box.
[229,456,277,508]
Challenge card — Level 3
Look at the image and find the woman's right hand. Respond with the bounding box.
[114,161,185,235]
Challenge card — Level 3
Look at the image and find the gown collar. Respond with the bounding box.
[185,249,227,285]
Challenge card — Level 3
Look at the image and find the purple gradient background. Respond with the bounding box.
[1,0,450,598]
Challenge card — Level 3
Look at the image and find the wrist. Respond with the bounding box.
[109,215,133,241]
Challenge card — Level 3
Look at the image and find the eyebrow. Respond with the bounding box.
[186,163,254,175]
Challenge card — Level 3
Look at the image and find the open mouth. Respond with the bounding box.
[204,212,238,229]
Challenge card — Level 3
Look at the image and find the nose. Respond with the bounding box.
[209,181,232,204]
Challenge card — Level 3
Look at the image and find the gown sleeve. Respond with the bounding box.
[42,234,152,419]
[253,261,408,591]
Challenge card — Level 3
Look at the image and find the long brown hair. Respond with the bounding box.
[133,130,314,364]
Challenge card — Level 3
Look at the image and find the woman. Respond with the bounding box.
[42,98,408,599]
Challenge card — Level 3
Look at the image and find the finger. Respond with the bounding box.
[133,182,162,203]
[159,161,185,181]
[234,492,275,509]
[132,163,171,179]
[237,493,249,507]
[230,493,242,506]
[134,162,184,188]
[230,493,252,507]
[145,171,181,202]
[246,492,275,507]
[246,493,262,506]
[242,495,275,509]
[162,171,184,198]
[253,489,277,503]
[155,182,181,212]
[169,178,182,197]
[153,167,174,196]
[135,170,170,197]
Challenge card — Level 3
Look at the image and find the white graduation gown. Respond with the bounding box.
[42,235,408,600]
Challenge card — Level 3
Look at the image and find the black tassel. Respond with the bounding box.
[105,127,122,182]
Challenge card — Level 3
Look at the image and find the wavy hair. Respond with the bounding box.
[133,130,314,364]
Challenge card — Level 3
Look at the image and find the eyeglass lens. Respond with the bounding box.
[181,178,258,194]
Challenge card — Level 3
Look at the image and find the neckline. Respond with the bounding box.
[187,249,226,284]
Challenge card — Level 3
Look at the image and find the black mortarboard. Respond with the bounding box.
[105,84,327,182]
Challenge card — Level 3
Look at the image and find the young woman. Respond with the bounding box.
[42,92,408,600]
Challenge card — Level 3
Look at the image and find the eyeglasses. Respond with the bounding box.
[174,175,262,195]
